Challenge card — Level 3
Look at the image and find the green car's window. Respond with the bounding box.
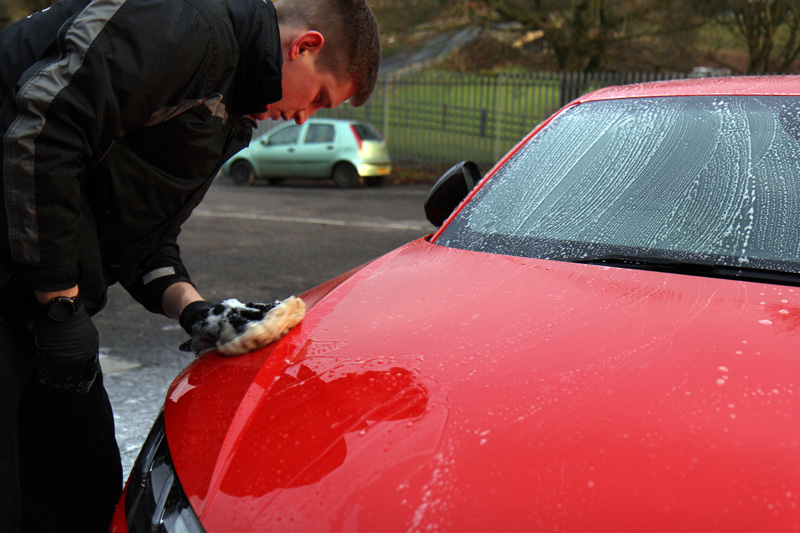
[305,124,335,144]
[268,125,301,146]
[352,123,382,141]
[439,96,800,275]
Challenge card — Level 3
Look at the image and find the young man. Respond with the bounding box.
[0,0,381,530]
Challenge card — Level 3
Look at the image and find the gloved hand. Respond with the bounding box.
[179,296,305,356]
[34,298,100,394]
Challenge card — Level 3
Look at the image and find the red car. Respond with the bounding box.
[112,76,800,532]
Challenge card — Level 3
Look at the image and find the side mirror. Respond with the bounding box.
[424,161,481,227]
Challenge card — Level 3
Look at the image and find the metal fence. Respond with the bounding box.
[265,69,692,176]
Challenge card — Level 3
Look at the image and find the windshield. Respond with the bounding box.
[438,96,800,276]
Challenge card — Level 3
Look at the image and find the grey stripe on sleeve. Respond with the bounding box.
[2,0,126,263]
[142,266,177,285]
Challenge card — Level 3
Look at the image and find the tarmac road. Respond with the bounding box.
[97,176,434,478]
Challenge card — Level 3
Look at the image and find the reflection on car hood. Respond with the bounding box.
[165,239,800,532]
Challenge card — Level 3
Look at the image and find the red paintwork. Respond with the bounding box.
[109,487,128,532]
[579,74,800,102]
[165,237,800,532]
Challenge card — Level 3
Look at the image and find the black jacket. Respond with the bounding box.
[0,0,282,314]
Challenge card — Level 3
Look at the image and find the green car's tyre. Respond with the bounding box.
[332,162,359,188]
[231,160,255,187]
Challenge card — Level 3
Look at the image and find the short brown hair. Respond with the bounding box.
[275,0,381,107]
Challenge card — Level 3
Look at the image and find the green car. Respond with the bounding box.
[221,118,392,187]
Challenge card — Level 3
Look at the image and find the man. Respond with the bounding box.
[0,0,381,530]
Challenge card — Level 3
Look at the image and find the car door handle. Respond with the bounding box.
[287,148,295,152]
[327,146,334,150]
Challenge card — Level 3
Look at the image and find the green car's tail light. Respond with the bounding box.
[349,124,363,151]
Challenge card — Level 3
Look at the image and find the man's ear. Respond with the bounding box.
[288,31,325,60]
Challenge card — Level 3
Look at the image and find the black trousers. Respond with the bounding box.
[0,281,122,532]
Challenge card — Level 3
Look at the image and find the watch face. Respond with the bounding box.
[48,297,77,322]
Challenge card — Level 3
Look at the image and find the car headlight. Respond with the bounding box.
[125,410,205,533]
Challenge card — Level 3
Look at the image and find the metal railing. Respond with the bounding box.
[267,69,692,176]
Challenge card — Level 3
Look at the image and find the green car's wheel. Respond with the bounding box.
[231,161,255,187]
[332,162,359,188]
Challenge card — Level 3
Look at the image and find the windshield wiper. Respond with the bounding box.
[567,254,714,270]
[563,254,800,286]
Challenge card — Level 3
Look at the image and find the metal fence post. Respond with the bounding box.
[382,74,391,141]
[494,71,505,163]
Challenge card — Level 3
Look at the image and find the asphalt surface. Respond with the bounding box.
[97,176,434,478]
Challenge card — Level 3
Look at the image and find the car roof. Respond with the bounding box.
[264,118,368,132]
[303,118,363,125]
[579,75,800,103]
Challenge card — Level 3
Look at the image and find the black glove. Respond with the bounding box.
[34,297,100,394]
[179,296,305,356]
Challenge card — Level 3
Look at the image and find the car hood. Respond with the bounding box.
[165,238,800,532]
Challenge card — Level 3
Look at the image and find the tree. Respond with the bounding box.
[370,0,462,49]
[722,0,800,74]
[471,0,702,72]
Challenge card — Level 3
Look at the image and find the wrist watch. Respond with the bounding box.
[42,295,81,322]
